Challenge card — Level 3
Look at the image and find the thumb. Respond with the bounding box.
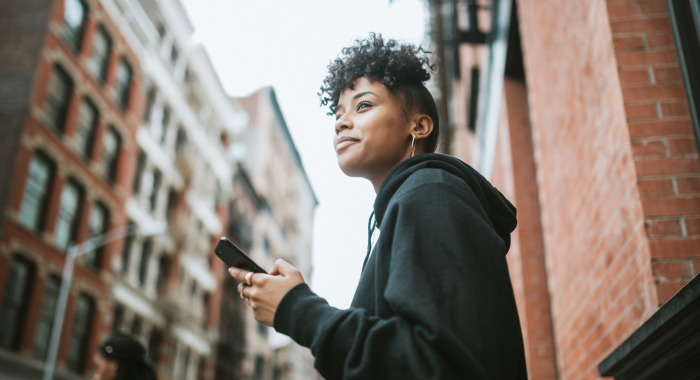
[272,259,293,277]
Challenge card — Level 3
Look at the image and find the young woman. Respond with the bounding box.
[91,333,157,380]
[229,33,527,380]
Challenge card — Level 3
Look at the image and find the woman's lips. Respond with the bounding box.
[336,138,358,152]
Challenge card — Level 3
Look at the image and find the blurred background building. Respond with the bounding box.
[427,0,700,379]
[0,0,317,379]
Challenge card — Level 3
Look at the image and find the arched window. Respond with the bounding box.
[19,151,55,231]
[62,0,87,50]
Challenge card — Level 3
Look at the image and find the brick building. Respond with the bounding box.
[0,0,143,378]
[0,1,319,380]
[428,0,700,379]
[217,87,319,380]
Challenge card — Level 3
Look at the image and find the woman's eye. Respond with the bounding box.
[357,102,371,111]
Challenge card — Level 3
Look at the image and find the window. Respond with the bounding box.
[669,0,700,151]
[101,127,121,182]
[179,346,190,379]
[149,170,162,212]
[132,151,146,194]
[156,255,170,294]
[175,128,187,157]
[166,189,177,219]
[34,275,61,360]
[73,98,98,159]
[62,0,86,50]
[183,66,191,86]
[44,65,73,131]
[112,304,124,332]
[202,293,209,328]
[254,355,264,380]
[155,107,170,142]
[66,294,94,373]
[0,256,34,350]
[144,89,156,123]
[54,180,83,252]
[156,23,166,42]
[467,67,480,132]
[114,58,132,110]
[138,239,152,286]
[148,329,162,363]
[88,25,111,82]
[131,315,142,336]
[122,233,134,275]
[263,236,270,256]
[170,44,179,66]
[85,202,108,269]
[19,152,54,231]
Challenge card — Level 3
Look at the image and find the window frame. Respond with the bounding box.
[89,24,112,83]
[73,97,99,160]
[54,179,84,252]
[61,0,88,51]
[18,151,55,232]
[101,126,121,183]
[0,255,35,350]
[114,58,133,110]
[66,293,95,373]
[667,0,700,157]
[33,275,61,360]
[44,65,74,132]
[85,202,109,270]
[138,239,152,286]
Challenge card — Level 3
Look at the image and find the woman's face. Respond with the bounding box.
[91,353,118,380]
[333,77,414,184]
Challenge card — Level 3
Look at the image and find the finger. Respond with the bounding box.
[228,267,250,283]
[268,266,280,276]
[272,259,293,277]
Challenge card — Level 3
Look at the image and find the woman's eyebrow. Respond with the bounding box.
[353,91,377,100]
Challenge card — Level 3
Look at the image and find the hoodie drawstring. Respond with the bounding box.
[362,211,377,274]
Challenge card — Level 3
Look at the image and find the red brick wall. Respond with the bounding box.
[0,0,142,376]
[447,0,700,378]
[514,0,657,378]
[607,0,700,305]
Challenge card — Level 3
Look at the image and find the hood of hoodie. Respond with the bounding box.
[374,153,517,251]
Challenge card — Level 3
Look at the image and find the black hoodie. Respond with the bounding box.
[274,154,528,380]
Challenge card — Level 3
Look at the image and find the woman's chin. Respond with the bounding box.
[337,156,365,178]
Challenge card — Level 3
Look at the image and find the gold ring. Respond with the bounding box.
[246,272,254,286]
[239,284,246,299]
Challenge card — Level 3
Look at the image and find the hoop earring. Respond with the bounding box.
[410,133,416,158]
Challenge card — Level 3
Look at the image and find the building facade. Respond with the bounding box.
[428,0,700,379]
[0,0,143,378]
[0,1,318,380]
[217,87,319,380]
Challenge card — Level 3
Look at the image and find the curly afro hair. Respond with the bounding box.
[319,33,441,153]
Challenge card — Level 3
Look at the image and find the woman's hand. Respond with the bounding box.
[229,259,305,326]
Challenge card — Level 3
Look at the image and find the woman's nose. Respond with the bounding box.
[335,116,352,135]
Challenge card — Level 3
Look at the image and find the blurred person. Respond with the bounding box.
[91,333,157,380]
[229,33,527,380]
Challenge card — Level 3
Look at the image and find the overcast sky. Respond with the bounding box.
[180,0,429,309]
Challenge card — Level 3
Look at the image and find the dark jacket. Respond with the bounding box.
[274,154,528,380]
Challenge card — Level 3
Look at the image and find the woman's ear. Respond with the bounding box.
[412,115,433,141]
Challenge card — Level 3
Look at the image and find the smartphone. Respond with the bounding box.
[215,237,267,274]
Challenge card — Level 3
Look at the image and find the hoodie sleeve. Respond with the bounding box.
[273,182,525,380]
